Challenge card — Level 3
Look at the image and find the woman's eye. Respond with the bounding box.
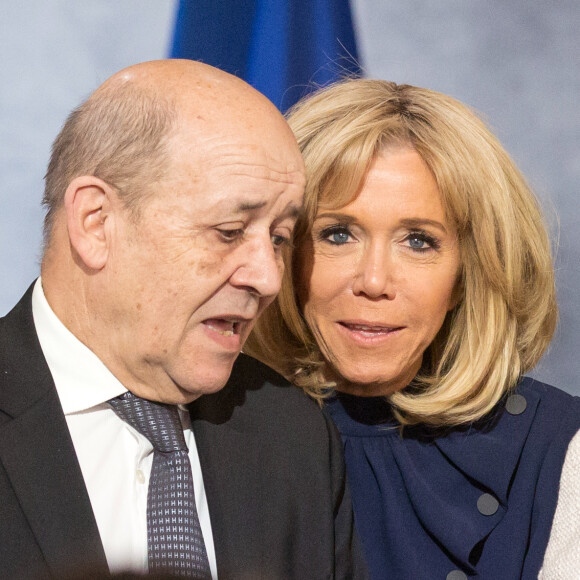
[408,235,426,249]
[405,231,439,252]
[320,226,352,245]
[332,231,350,244]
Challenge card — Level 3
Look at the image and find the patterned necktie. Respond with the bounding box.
[109,392,212,579]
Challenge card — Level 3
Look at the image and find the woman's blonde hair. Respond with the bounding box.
[245,78,557,427]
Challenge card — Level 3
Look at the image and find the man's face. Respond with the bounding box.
[101,129,304,403]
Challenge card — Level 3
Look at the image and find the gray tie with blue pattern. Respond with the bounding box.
[109,391,212,578]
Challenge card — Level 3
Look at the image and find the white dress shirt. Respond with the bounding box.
[31,279,217,578]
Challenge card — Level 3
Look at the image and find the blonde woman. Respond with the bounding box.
[246,79,580,579]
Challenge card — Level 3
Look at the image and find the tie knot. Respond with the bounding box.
[109,392,187,453]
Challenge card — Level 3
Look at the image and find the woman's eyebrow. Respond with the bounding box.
[314,212,357,223]
[399,217,449,233]
[314,214,449,233]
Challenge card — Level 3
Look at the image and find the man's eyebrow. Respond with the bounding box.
[236,201,301,219]
[237,201,268,212]
[285,204,301,220]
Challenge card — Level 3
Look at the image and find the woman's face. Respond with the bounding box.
[298,147,461,396]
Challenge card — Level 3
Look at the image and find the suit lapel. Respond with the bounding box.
[0,285,108,576]
[192,407,265,580]
[0,392,108,576]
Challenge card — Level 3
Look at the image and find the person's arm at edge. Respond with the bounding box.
[538,428,580,579]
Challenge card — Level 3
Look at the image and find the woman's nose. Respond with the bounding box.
[352,243,396,300]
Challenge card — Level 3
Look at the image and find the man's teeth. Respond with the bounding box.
[207,321,236,336]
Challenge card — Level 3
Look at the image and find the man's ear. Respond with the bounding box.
[64,176,116,270]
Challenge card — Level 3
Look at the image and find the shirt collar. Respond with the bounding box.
[32,278,127,414]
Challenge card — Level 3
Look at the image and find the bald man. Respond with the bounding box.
[0,61,366,580]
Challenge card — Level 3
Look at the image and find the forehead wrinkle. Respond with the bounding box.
[211,159,304,185]
[214,198,302,219]
[198,140,303,177]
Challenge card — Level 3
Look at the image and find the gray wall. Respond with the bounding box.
[351,0,580,393]
[1,1,579,393]
[0,0,176,312]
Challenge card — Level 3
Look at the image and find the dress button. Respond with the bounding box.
[446,570,467,580]
[505,393,527,415]
[477,492,499,516]
[136,469,145,484]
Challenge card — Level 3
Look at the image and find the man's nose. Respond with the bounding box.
[351,242,396,300]
[229,237,283,299]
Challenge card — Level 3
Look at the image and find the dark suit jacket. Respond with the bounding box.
[0,286,367,580]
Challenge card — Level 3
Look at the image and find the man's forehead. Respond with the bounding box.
[168,134,304,182]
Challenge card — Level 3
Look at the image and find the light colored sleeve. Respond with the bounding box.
[538,429,580,579]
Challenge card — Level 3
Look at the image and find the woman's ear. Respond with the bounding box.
[64,176,116,270]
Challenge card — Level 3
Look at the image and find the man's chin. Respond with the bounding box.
[170,360,238,402]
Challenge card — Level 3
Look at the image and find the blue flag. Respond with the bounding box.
[170,0,361,111]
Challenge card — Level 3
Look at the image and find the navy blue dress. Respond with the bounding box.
[325,377,580,579]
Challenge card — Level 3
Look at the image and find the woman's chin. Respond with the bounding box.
[335,379,401,398]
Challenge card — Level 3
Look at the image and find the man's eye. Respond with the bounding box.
[271,234,290,248]
[218,228,244,242]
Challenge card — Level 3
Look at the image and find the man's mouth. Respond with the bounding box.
[203,318,243,336]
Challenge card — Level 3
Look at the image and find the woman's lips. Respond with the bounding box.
[338,321,404,342]
[341,322,399,333]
